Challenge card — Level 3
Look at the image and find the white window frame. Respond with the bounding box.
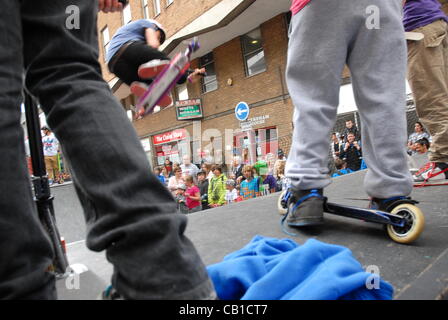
[153,0,161,16]
[241,28,267,77]
[122,3,132,24]
[142,0,150,19]
[101,26,110,62]
[200,52,218,94]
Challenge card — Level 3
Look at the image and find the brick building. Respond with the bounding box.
[97,0,302,168]
[96,0,448,169]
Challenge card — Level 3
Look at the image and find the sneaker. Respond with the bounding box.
[286,189,324,227]
[412,161,448,182]
[100,285,124,300]
[138,59,170,79]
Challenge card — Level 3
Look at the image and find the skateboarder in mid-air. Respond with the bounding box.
[106,18,205,108]
[284,0,414,227]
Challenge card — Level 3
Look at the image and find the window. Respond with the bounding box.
[200,52,218,94]
[176,83,189,101]
[101,27,110,61]
[166,0,174,6]
[241,28,267,77]
[122,3,132,24]
[153,0,161,16]
[142,0,150,19]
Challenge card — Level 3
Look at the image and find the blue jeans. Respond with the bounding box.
[0,0,214,299]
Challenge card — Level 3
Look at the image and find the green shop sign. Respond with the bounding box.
[175,99,203,121]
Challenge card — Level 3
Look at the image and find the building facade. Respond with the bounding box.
[96,0,448,169]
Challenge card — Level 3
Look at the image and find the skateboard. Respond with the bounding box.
[278,189,425,244]
[134,37,201,118]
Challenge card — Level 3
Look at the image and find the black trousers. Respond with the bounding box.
[109,41,189,86]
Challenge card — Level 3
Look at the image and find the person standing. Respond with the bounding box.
[184,175,202,213]
[180,154,199,183]
[407,122,431,156]
[0,0,215,300]
[41,126,60,185]
[339,133,363,172]
[208,166,227,207]
[197,170,210,210]
[167,167,185,196]
[284,0,412,227]
[404,0,448,181]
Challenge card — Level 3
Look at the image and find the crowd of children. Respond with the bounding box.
[152,155,288,214]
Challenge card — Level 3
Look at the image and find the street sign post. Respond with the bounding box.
[235,102,250,121]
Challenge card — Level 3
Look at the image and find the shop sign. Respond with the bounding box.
[153,128,187,145]
[175,99,203,120]
[240,115,270,131]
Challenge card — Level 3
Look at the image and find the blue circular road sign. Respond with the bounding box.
[235,102,250,121]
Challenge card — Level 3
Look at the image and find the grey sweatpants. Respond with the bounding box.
[285,0,413,198]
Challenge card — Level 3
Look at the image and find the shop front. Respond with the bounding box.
[153,128,190,166]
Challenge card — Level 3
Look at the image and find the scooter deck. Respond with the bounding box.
[325,202,405,227]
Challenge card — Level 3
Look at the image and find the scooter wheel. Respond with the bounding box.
[386,203,425,244]
[277,190,288,215]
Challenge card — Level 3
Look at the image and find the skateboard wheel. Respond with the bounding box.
[277,190,288,215]
[386,203,425,244]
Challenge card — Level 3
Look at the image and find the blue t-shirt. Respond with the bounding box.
[403,0,448,32]
[106,19,161,63]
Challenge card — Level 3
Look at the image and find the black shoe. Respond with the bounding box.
[286,189,324,227]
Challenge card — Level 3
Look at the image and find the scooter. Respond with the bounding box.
[277,185,425,244]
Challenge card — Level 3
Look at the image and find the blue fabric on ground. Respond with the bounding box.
[207,235,393,300]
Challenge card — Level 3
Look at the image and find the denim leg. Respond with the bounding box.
[0,0,56,299]
[21,0,214,299]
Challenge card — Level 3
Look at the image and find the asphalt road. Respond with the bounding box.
[52,171,448,299]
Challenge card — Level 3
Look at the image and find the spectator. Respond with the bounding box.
[167,167,184,196]
[341,120,361,143]
[180,154,199,183]
[201,162,213,181]
[161,166,171,181]
[197,170,209,210]
[174,184,189,214]
[225,179,239,204]
[330,132,343,160]
[254,160,277,195]
[208,165,227,208]
[408,138,431,174]
[404,0,448,182]
[164,159,173,177]
[231,156,244,182]
[265,153,276,175]
[153,167,165,185]
[41,126,61,185]
[407,122,431,156]
[184,175,202,214]
[275,160,288,192]
[240,165,260,200]
[340,133,362,171]
[415,138,430,155]
[332,158,353,177]
[273,149,287,179]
